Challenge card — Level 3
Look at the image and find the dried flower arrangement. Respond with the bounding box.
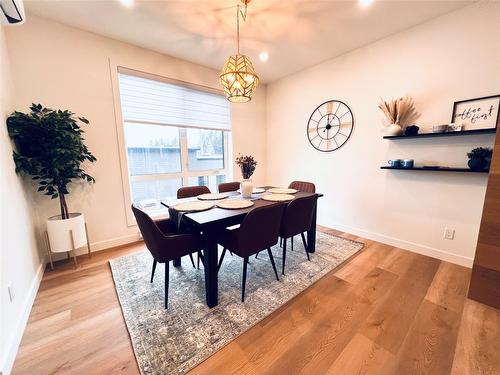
[235,154,257,180]
[378,96,419,128]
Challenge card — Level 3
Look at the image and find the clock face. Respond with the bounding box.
[307,100,354,152]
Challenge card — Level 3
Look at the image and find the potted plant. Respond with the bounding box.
[467,147,492,171]
[235,154,257,198]
[7,104,96,262]
[378,96,419,136]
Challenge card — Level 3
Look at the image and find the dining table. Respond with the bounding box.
[161,186,323,308]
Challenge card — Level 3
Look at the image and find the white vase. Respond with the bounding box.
[46,213,87,253]
[240,179,253,198]
[386,123,403,136]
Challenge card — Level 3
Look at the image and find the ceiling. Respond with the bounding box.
[24,0,473,83]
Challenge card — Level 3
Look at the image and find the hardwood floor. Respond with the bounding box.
[11,227,500,375]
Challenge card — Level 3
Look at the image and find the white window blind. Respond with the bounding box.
[118,72,231,131]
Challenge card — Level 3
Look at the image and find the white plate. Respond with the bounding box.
[197,193,229,201]
[217,199,254,210]
[237,187,266,194]
[267,188,298,194]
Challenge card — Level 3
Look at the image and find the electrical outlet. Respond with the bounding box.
[444,228,455,240]
[7,283,15,302]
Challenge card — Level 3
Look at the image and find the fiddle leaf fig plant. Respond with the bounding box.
[7,103,97,219]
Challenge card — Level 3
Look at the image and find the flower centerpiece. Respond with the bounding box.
[235,154,257,198]
[378,96,419,136]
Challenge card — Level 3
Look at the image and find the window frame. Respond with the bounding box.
[110,64,232,226]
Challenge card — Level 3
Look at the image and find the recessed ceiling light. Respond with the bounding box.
[359,0,374,7]
[118,0,134,8]
[259,51,269,62]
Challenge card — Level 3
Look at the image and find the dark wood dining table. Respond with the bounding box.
[161,187,323,308]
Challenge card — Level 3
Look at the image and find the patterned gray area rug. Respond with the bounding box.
[110,232,363,375]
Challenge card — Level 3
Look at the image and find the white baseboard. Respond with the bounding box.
[49,232,142,261]
[1,257,45,375]
[88,232,142,252]
[323,221,473,268]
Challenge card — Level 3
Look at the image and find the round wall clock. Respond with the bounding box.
[307,100,354,152]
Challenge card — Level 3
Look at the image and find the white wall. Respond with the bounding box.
[0,25,44,375]
[266,2,500,266]
[5,15,267,253]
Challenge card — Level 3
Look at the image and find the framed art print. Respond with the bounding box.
[451,95,500,131]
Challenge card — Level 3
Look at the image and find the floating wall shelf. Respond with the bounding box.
[383,128,496,140]
[380,166,489,173]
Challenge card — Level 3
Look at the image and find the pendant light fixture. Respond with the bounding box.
[220,0,259,103]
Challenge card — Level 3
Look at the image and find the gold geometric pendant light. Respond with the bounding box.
[220,0,259,103]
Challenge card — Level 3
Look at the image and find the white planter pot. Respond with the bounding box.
[46,213,87,253]
[386,123,403,136]
[240,179,253,198]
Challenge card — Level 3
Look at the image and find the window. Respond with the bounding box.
[117,70,232,214]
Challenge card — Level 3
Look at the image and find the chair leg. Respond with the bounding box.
[255,252,259,259]
[188,253,196,268]
[267,248,280,281]
[198,250,206,269]
[280,237,283,248]
[301,232,311,261]
[151,259,157,283]
[291,236,294,251]
[165,262,169,309]
[197,252,200,269]
[282,238,287,275]
[218,248,227,272]
[229,251,234,256]
[241,257,248,302]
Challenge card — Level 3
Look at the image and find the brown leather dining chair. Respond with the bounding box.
[177,185,210,199]
[289,181,316,193]
[283,181,316,250]
[218,181,241,193]
[217,203,284,302]
[176,185,211,268]
[131,204,203,308]
[279,194,318,275]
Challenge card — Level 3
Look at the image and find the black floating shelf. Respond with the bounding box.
[383,128,496,139]
[381,166,489,173]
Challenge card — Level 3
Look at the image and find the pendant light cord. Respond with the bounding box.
[237,4,240,54]
[236,1,248,54]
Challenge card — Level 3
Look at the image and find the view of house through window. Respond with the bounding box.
[118,71,231,206]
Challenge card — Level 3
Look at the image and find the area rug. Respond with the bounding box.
[109,232,363,375]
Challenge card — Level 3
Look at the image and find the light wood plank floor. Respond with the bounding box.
[12,227,500,375]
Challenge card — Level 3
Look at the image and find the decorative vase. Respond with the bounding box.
[240,179,253,198]
[468,158,487,171]
[46,213,88,253]
[386,123,403,136]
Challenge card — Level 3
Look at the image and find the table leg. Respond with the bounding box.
[204,238,218,308]
[173,258,181,267]
[307,202,318,253]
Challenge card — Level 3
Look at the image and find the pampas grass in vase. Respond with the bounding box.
[378,96,418,136]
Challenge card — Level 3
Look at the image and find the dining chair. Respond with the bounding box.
[132,204,203,308]
[218,181,241,193]
[279,194,318,275]
[177,185,210,199]
[217,203,284,302]
[281,180,316,250]
[176,185,211,268]
[288,181,316,193]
